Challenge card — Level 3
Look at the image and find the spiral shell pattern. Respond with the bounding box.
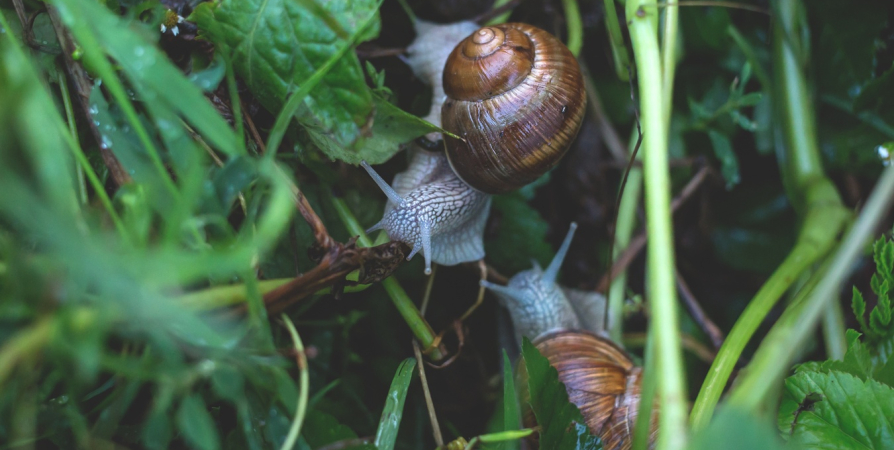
[441,23,586,194]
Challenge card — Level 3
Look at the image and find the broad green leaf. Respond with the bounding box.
[358,94,441,164]
[193,0,379,159]
[177,394,221,450]
[485,193,553,274]
[374,358,416,450]
[690,408,786,450]
[521,338,602,450]
[779,371,894,449]
[143,409,173,450]
[302,410,375,449]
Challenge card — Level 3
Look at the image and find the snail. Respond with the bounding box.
[362,22,586,274]
[482,223,658,450]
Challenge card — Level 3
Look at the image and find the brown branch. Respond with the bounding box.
[261,236,409,314]
[413,340,444,447]
[46,6,131,187]
[596,164,713,292]
[675,267,725,350]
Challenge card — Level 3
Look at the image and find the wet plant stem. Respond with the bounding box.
[626,2,687,449]
[329,195,443,361]
[689,0,850,430]
[561,0,582,57]
[729,163,894,409]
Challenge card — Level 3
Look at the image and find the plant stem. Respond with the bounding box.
[561,0,583,57]
[280,315,309,450]
[660,0,678,125]
[729,163,894,409]
[329,195,443,360]
[608,129,643,342]
[603,0,631,80]
[689,0,850,429]
[625,2,687,449]
[822,292,847,360]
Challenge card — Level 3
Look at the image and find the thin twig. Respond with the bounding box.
[649,1,771,15]
[581,61,629,163]
[596,164,713,292]
[412,340,444,447]
[46,6,130,187]
[243,106,267,154]
[420,264,438,316]
[624,332,716,363]
[675,267,725,350]
[458,260,488,322]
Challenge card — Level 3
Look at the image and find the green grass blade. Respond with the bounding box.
[374,358,416,450]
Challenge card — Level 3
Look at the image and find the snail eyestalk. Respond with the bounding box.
[543,222,577,284]
[362,161,404,205]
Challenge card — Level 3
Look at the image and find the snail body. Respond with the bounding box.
[362,150,490,275]
[482,224,657,450]
[363,22,585,273]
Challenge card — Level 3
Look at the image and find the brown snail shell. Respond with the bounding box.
[441,23,586,194]
[518,331,658,450]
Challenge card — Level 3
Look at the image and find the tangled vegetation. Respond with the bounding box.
[0,0,893,449]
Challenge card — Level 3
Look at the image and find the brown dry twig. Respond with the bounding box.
[675,267,725,350]
[596,164,714,292]
[261,183,411,313]
[46,6,131,187]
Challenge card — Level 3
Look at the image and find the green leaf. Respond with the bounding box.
[485,193,553,274]
[707,129,741,188]
[188,54,227,93]
[521,338,602,450]
[690,408,786,450]
[874,237,894,282]
[210,365,245,402]
[374,358,416,450]
[779,371,894,449]
[355,93,441,164]
[302,410,375,449]
[854,286,869,332]
[143,409,173,450]
[176,394,221,450]
[192,0,379,158]
[501,350,521,450]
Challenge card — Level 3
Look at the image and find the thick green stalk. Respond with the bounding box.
[729,164,894,408]
[660,1,678,125]
[561,0,583,57]
[329,195,443,360]
[603,0,631,80]
[625,2,687,449]
[688,194,847,428]
[689,0,850,429]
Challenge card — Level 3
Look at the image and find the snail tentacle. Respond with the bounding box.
[362,161,404,205]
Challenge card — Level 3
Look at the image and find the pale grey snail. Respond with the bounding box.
[361,21,586,275]
[482,223,658,450]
